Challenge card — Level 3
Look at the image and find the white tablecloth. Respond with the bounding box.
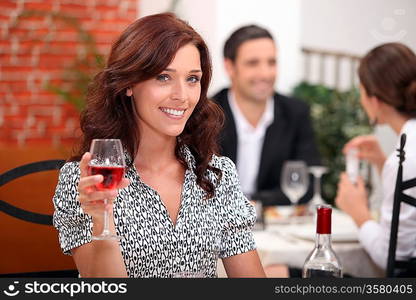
[218,209,384,278]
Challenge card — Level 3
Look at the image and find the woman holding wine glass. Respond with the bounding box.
[52,13,265,278]
[335,43,416,275]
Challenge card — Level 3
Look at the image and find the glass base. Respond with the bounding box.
[92,233,122,241]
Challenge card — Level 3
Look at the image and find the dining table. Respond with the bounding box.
[217,206,384,278]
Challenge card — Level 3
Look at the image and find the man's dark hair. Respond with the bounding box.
[223,25,274,62]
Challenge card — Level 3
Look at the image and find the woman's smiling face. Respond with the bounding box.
[130,43,202,138]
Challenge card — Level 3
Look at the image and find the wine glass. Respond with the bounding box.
[307,166,328,214]
[281,161,309,218]
[88,139,125,240]
[249,197,265,230]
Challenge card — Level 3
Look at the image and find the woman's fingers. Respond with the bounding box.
[79,178,129,202]
[79,189,118,203]
[339,172,352,187]
[79,152,91,178]
[77,151,129,218]
[343,135,377,154]
[78,152,104,194]
[79,174,103,190]
[76,152,130,221]
[343,137,362,154]
[339,172,365,189]
[344,135,372,148]
[81,202,114,216]
[78,189,118,219]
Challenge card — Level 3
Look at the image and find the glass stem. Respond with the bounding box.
[102,198,110,235]
[314,175,321,199]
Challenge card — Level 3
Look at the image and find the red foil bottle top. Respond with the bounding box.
[316,205,332,234]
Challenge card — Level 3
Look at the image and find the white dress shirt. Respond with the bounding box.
[358,119,416,270]
[228,90,274,196]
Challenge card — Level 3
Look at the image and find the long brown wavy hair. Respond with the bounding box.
[71,13,224,198]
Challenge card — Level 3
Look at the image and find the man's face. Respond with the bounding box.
[226,38,277,103]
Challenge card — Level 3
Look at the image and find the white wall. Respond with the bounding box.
[301,0,416,55]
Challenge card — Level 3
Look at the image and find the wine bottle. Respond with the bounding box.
[302,205,343,278]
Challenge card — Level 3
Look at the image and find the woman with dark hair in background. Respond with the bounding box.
[336,42,416,275]
[52,13,265,278]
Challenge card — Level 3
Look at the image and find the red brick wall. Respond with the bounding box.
[0,0,138,147]
[0,0,138,275]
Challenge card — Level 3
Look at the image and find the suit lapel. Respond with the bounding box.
[216,90,238,163]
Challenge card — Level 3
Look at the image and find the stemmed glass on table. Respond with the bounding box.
[281,161,309,221]
[307,166,328,214]
[88,139,125,240]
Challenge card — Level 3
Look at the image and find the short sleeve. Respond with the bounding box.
[52,162,92,255]
[218,157,257,258]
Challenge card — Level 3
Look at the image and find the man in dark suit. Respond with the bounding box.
[212,25,320,206]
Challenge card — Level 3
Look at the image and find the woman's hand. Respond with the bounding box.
[335,172,372,227]
[343,135,386,173]
[77,152,129,227]
[72,152,130,277]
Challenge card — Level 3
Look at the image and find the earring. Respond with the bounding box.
[126,88,133,97]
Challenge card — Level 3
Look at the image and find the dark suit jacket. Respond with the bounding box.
[212,88,321,206]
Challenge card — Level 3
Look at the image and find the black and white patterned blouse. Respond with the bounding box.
[52,145,257,278]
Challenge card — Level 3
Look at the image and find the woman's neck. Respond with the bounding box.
[134,130,178,172]
[379,103,410,134]
[387,112,410,135]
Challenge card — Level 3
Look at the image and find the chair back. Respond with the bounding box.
[0,159,78,277]
[387,134,416,277]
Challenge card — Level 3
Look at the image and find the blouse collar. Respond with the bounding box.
[124,144,196,173]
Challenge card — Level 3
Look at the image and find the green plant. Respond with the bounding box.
[292,82,371,204]
[11,10,105,112]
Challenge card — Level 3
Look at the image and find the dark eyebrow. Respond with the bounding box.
[164,68,202,73]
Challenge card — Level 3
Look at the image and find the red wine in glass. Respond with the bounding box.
[88,139,125,240]
[88,165,125,190]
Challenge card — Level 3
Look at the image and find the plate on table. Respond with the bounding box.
[289,229,358,243]
[286,211,359,243]
[264,205,312,225]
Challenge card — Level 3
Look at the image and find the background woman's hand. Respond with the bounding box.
[343,135,386,173]
[335,172,372,227]
[77,152,129,226]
